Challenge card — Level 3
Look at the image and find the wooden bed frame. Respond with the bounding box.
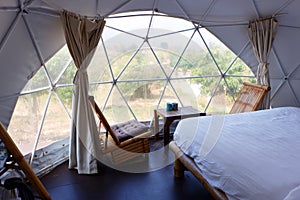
[169,82,270,200]
[169,141,228,200]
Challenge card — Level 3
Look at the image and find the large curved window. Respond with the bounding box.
[88,11,255,123]
[8,11,254,155]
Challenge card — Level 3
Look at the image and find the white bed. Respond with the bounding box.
[172,107,300,200]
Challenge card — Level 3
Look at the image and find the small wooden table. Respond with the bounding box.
[154,106,205,145]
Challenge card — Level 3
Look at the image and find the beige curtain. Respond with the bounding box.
[248,17,278,109]
[61,10,105,174]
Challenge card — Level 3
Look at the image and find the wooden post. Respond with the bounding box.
[0,123,51,200]
[154,109,159,140]
[174,159,185,178]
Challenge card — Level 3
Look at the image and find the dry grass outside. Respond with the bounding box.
[8,93,71,155]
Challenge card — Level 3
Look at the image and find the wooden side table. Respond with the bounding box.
[154,106,205,145]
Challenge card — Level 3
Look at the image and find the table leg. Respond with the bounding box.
[163,119,173,145]
[154,109,159,140]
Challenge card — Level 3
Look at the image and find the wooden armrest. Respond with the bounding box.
[118,131,151,148]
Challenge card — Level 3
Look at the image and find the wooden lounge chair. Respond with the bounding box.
[169,82,270,200]
[229,82,270,114]
[0,122,51,200]
[88,96,151,164]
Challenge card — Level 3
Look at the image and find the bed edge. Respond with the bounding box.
[169,141,228,200]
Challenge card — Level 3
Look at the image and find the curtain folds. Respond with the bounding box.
[248,17,278,109]
[61,10,106,174]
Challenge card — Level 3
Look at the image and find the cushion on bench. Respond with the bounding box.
[111,120,148,142]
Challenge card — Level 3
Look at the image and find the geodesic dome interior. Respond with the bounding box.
[1,0,300,167]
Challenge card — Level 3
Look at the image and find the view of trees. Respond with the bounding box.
[87,39,255,117]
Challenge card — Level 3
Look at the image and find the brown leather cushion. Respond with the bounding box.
[111,120,148,142]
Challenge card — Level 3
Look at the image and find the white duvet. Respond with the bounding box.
[173,107,300,200]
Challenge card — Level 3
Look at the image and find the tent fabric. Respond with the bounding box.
[61,10,105,174]
[248,17,278,109]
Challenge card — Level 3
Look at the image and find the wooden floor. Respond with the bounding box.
[40,161,214,200]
